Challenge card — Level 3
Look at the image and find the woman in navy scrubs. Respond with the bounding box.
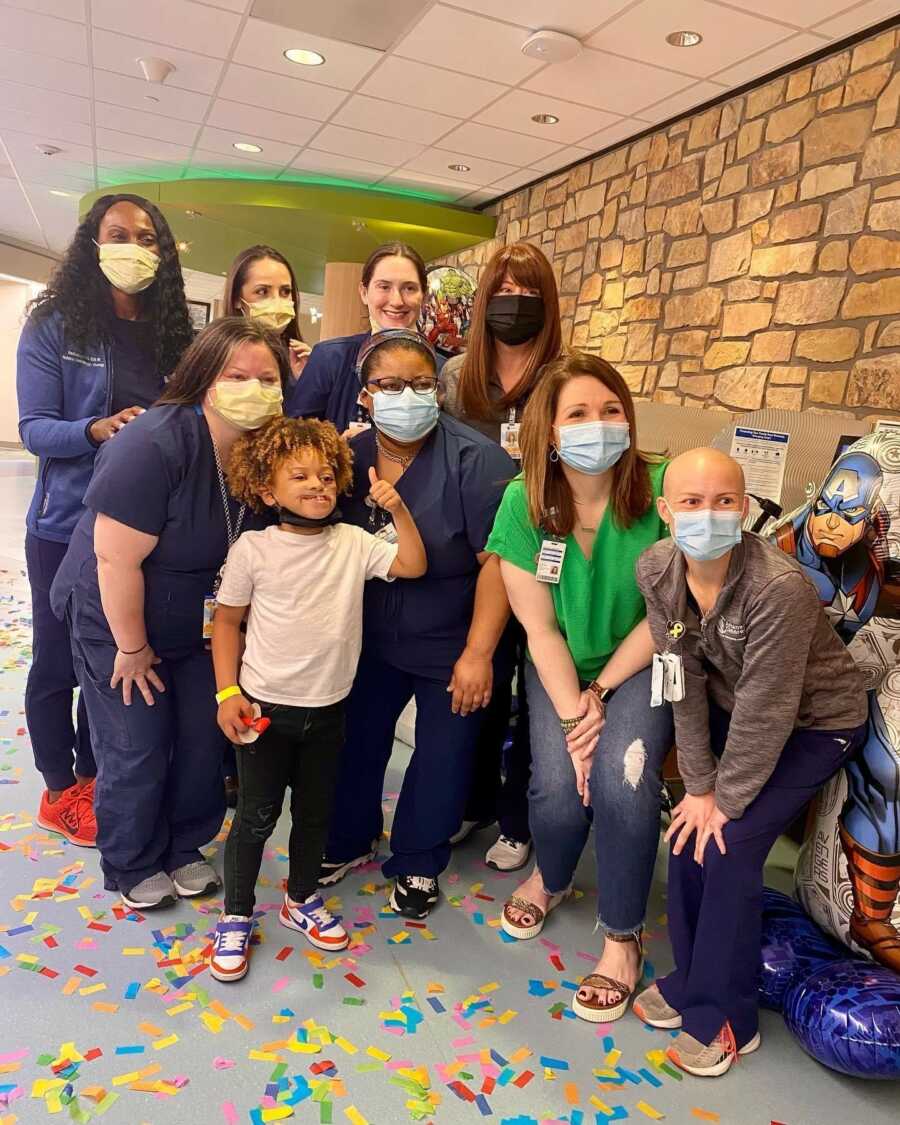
[286,242,442,432]
[319,329,514,919]
[17,192,192,847]
[51,319,286,910]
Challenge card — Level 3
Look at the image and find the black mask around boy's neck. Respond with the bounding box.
[485,293,545,345]
[277,505,343,529]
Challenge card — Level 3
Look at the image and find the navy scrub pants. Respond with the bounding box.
[70,633,227,896]
[25,533,95,790]
[658,702,866,1048]
[326,645,486,879]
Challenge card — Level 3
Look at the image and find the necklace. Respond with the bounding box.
[375,432,416,470]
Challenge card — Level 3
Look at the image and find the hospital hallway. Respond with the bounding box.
[0,447,896,1125]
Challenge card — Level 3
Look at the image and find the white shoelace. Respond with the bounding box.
[407,876,437,893]
[299,898,337,930]
[216,926,249,953]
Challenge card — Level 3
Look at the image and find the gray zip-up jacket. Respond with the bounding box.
[635,532,868,819]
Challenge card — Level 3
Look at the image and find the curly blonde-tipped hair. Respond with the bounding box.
[227,416,354,512]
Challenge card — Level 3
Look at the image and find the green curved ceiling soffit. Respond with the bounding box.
[80,178,496,294]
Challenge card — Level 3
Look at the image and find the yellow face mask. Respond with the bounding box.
[242,296,295,331]
[207,379,283,431]
[96,242,160,294]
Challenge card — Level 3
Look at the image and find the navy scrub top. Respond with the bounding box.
[286,331,446,432]
[51,403,268,655]
[343,414,515,680]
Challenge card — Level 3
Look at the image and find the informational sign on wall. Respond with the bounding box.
[730,426,790,525]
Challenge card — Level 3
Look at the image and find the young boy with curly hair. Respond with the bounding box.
[208,416,426,982]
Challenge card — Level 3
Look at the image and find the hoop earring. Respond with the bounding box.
[549,446,559,463]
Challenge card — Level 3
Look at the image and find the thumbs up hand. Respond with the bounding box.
[368,466,403,514]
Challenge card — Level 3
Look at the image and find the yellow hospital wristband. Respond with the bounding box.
[215,685,241,704]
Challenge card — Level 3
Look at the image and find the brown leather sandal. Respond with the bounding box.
[571,932,644,1022]
[501,886,572,940]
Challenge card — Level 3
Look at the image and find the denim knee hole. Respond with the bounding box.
[622,739,647,790]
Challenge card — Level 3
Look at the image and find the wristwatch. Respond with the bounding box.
[587,682,615,709]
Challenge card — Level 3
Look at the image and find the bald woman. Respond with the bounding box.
[631,448,867,1077]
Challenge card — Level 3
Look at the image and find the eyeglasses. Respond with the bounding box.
[366,376,438,395]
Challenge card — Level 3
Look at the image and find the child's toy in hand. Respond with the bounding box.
[368,466,402,513]
[236,703,271,744]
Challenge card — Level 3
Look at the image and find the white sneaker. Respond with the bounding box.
[209,915,253,982]
[279,893,349,951]
[485,835,531,871]
[449,819,492,846]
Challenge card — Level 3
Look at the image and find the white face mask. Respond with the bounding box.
[242,296,295,331]
[95,241,160,294]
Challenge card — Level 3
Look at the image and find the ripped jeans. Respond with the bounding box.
[525,662,672,936]
[223,698,345,915]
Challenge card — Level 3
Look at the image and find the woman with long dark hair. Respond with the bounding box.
[286,241,442,432]
[17,193,193,847]
[50,318,287,910]
[223,244,310,381]
[442,242,562,873]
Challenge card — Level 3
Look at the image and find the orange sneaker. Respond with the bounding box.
[37,783,97,847]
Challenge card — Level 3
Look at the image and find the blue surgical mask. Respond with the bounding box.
[372,386,439,443]
[555,420,630,475]
[671,509,742,561]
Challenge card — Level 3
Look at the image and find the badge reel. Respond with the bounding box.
[651,620,686,707]
[536,538,566,584]
[235,703,271,745]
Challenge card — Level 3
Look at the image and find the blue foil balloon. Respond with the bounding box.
[759,889,845,1011]
[784,960,900,1080]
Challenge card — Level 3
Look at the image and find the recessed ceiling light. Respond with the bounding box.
[176,240,192,252]
[49,189,73,197]
[185,208,202,217]
[284,47,325,66]
[144,94,160,103]
[448,162,470,172]
[233,141,262,153]
[531,113,559,125]
[666,30,703,47]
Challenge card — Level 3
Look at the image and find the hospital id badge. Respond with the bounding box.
[374,522,398,544]
[536,538,566,584]
[500,421,521,460]
[652,652,684,705]
[202,595,217,640]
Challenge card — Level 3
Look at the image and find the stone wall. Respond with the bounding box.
[434,26,900,419]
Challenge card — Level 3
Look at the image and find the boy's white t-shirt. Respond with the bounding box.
[216,523,398,707]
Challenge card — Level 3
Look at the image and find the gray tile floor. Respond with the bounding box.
[0,452,897,1124]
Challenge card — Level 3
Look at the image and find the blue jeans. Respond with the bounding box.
[526,661,672,935]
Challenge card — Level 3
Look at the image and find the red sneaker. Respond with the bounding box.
[37,783,97,847]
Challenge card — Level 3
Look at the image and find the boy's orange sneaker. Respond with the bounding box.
[36,782,97,847]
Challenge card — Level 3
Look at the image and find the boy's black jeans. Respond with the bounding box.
[223,697,345,916]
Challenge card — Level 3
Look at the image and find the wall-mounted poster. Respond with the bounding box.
[187,300,211,333]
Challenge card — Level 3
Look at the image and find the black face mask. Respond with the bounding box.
[277,505,343,529]
[485,293,545,346]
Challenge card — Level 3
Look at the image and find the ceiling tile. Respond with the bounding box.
[489,167,541,194]
[2,129,94,168]
[588,0,794,80]
[475,89,623,145]
[636,80,728,126]
[574,116,651,152]
[710,31,828,87]
[91,30,226,95]
[0,180,44,242]
[0,80,90,125]
[0,0,85,17]
[310,124,424,167]
[187,152,285,176]
[378,174,480,201]
[95,102,201,147]
[0,6,88,63]
[332,94,458,146]
[9,165,94,192]
[455,186,500,206]
[0,107,92,148]
[91,0,241,58]
[218,64,347,121]
[92,70,211,122]
[814,0,900,39]
[0,45,89,97]
[97,156,186,184]
[393,6,542,84]
[528,144,592,172]
[195,124,299,165]
[720,1,860,27]
[285,150,396,184]
[196,0,248,10]
[207,99,320,147]
[437,122,563,165]
[400,146,518,184]
[448,0,635,37]
[359,57,506,119]
[525,48,695,115]
[232,17,383,90]
[96,127,193,164]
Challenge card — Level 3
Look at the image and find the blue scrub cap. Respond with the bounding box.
[355,329,437,385]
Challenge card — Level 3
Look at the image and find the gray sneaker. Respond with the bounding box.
[633,983,682,1028]
[121,871,177,911]
[170,860,221,898]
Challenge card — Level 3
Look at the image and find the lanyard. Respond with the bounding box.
[210,434,246,551]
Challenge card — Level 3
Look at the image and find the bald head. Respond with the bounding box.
[658,447,748,528]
